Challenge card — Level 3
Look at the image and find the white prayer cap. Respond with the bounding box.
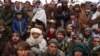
[57,3,62,8]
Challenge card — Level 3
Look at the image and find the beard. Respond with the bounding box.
[5,5,11,9]
[49,50,57,56]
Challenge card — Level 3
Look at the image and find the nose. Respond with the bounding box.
[21,50,26,55]
[51,46,56,51]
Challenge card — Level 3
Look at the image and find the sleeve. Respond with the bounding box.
[22,19,27,34]
[39,39,47,52]
[32,11,38,22]
[37,10,47,27]
[91,12,97,20]
[31,39,47,54]
[32,9,47,27]
[12,20,19,33]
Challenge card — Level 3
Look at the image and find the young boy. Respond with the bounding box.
[17,41,36,56]
[12,12,27,39]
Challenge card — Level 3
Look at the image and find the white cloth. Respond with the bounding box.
[30,28,42,34]
[26,35,47,53]
[26,28,47,53]
[91,4,100,20]
[92,32,100,38]
[91,11,100,20]
[32,8,47,27]
[15,3,22,12]
[91,10,100,29]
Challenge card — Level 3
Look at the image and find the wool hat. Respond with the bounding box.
[84,27,92,32]
[57,3,62,8]
[56,28,66,37]
[48,39,58,47]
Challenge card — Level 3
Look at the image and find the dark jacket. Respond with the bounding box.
[0,7,14,26]
[40,48,65,56]
[2,41,17,56]
[68,43,90,56]
[0,38,8,56]
[12,18,27,35]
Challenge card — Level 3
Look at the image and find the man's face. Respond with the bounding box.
[4,0,11,7]
[66,27,73,34]
[75,7,80,11]
[12,35,20,43]
[17,47,29,56]
[32,32,40,39]
[85,4,91,10]
[15,1,20,9]
[35,3,40,8]
[48,43,57,54]
[84,31,91,36]
[74,38,82,43]
[25,2,30,8]
[56,32,64,41]
[95,28,100,33]
[62,2,67,7]
[49,1,55,9]
[74,51,83,56]
[92,38,100,47]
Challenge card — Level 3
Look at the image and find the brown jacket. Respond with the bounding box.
[77,9,88,31]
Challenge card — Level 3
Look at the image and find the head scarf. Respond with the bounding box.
[26,28,43,46]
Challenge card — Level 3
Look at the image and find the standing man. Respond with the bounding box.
[32,1,47,27]
[0,0,14,26]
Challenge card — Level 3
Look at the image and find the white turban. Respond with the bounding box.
[30,28,42,34]
[57,3,62,8]
[27,28,43,46]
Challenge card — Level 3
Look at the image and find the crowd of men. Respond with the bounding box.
[0,0,100,56]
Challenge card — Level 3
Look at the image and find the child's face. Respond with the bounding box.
[17,14,22,19]
[70,15,76,20]
[49,27,56,33]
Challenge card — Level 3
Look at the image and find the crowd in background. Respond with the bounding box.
[0,0,100,56]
